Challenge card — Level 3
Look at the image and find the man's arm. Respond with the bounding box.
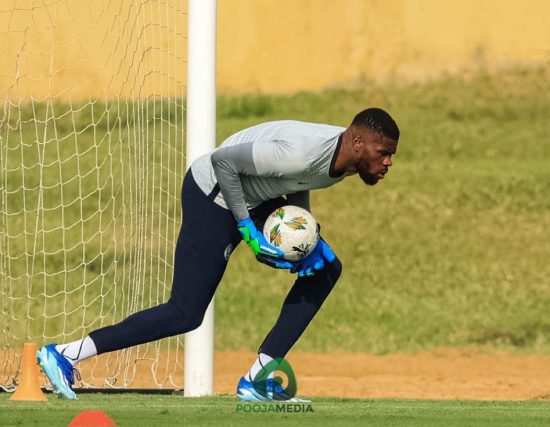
[210,142,255,222]
[210,140,306,221]
[210,139,306,268]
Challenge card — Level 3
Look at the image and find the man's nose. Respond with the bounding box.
[383,156,393,167]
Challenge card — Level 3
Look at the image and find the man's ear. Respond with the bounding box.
[352,134,362,152]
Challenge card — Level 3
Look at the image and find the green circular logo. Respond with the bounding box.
[252,358,297,400]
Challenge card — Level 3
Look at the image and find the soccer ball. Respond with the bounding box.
[262,205,319,261]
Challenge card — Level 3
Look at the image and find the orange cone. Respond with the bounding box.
[36,356,44,384]
[68,410,116,427]
[10,343,48,401]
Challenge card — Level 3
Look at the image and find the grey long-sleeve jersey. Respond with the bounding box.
[190,120,347,221]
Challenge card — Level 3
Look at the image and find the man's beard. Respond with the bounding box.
[359,170,378,185]
[358,166,379,185]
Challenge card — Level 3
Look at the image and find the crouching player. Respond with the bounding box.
[37,108,400,401]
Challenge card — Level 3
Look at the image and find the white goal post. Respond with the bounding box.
[0,0,216,395]
[184,0,217,397]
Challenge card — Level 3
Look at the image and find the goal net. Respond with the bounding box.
[0,0,187,390]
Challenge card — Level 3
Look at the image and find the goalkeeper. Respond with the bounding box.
[37,108,399,401]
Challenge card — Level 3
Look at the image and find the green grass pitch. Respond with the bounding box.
[2,394,550,427]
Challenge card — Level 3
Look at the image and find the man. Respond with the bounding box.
[37,107,400,401]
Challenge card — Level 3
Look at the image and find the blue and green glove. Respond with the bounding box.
[237,217,295,270]
[291,238,336,277]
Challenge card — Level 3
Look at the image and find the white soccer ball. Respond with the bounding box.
[262,205,319,261]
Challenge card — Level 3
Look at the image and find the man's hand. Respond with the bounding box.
[291,238,336,277]
[237,217,294,269]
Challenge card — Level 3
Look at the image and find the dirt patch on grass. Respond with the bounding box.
[217,349,550,400]
[5,348,550,400]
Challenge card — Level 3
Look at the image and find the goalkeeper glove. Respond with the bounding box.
[237,217,295,270]
[291,238,336,277]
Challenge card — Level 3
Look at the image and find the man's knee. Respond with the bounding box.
[167,298,207,333]
[185,312,206,331]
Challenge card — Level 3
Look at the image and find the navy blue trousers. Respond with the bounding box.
[89,170,342,359]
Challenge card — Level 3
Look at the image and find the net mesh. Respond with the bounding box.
[0,0,187,390]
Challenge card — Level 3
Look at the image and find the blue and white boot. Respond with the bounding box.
[236,376,310,402]
[37,343,79,399]
[236,376,266,401]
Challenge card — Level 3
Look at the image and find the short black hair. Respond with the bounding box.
[351,108,400,140]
